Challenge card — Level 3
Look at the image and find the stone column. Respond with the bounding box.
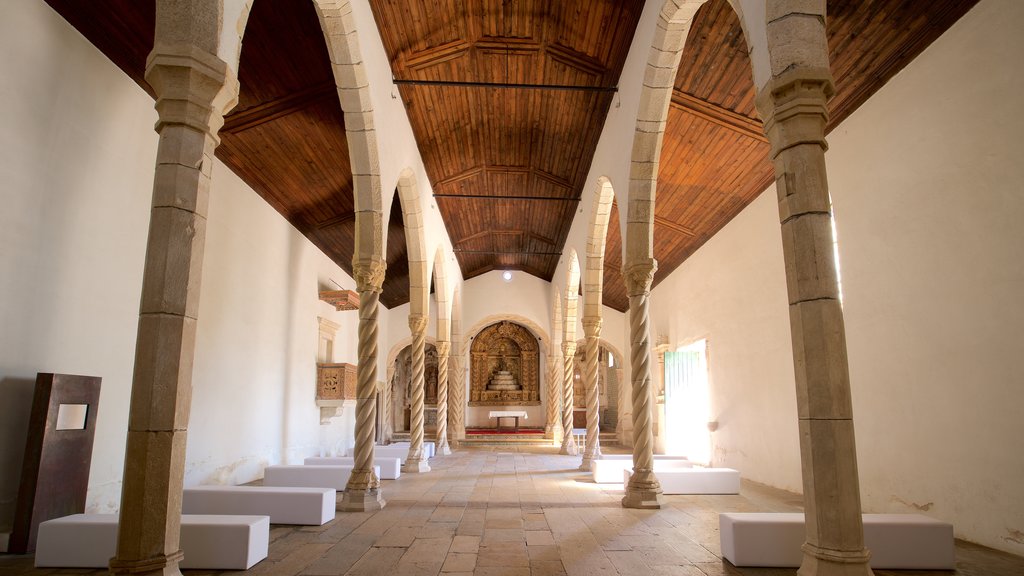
[108,46,237,576]
[580,318,603,471]
[404,314,431,473]
[621,259,663,509]
[544,354,563,443]
[339,258,387,512]
[756,69,872,576]
[449,351,466,443]
[559,341,579,455]
[435,341,452,455]
[382,369,394,444]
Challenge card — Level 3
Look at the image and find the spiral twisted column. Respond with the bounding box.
[756,68,871,576]
[621,259,663,509]
[434,341,452,455]
[544,355,563,443]
[580,318,603,471]
[449,352,466,442]
[559,341,579,455]
[340,258,387,512]
[404,314,431,473]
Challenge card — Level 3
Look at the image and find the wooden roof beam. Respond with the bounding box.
[670,89,767,142]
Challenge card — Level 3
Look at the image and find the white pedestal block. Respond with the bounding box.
[624,467,740,494]
[35,514,269,570]
[183,485,335,525]
[304,456,402,480]
[263,464,379,490]
[719,512,955,569]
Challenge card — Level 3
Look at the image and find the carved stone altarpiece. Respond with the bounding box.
[470,321,540,406]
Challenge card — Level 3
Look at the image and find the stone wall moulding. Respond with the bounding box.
[319,289,360,311]
[469,321,541,406]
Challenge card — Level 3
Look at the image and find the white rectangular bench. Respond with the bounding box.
[719,512,955,569]
[389,441,435,458]
[183,485,334,525]
[592,457,692,483]
[35,514,268,570]
[262,464,379,490]
[304,456,402,480]
[624,467,740,494]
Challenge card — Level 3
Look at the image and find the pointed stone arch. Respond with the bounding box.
[396,168,430,317]
[584,177,615,319]
[313,0,384,268]
[432,246,452,341]
[312,0,389,508]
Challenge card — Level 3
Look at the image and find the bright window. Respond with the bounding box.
[664,339,710,464]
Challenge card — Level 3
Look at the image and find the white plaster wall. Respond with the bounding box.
[0,0,156,525]
[650,190,800,489]
[0,1,360,518]
[827,0,1024,555]
[650,0,1024,554]
[185,157,360,488]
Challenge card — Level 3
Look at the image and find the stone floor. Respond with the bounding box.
[3,446,1023,576]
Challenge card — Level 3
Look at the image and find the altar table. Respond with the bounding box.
[488,410,528,431]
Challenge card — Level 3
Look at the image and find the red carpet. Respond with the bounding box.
[465,428,545,435]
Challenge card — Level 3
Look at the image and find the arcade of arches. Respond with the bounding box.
[2,1,1023,576]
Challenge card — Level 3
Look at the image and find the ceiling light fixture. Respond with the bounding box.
[502,270,513,282]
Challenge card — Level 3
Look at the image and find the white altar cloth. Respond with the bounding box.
[488,410,528,418]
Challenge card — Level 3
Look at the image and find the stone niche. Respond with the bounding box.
[470,320,540,406]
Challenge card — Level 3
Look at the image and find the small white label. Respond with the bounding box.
[55,404,88,430]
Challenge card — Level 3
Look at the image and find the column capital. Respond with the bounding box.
[582,317,603,339]
[145,44,239,140]
[623,258,658,297]
[352,257,386,293]
[435,340,451,357]
[755,67,834,158]
[562,340,577,357]
[408,313,428,335]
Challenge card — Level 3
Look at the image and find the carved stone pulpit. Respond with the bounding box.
[316,363,357,423]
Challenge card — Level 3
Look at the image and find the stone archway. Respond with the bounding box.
[469,321,541,407]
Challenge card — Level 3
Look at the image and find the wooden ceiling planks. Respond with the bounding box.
[600,0,979,312]
[46,0,978,312]
[370,0,645,282]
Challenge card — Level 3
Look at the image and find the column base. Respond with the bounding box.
[798,543,874,576]
[436,442,452,456]
[579,455,595,471]
[403,457,431,473]
[338,488,386,512]
[109,550,184,575]
[559,435,578,456]
[621,470,664,509]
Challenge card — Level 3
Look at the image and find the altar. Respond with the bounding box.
[488,410,528,432]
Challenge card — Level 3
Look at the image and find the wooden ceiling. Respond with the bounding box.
[46,0,978,312]
[369,0,646,281]
[600,0,980,311]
